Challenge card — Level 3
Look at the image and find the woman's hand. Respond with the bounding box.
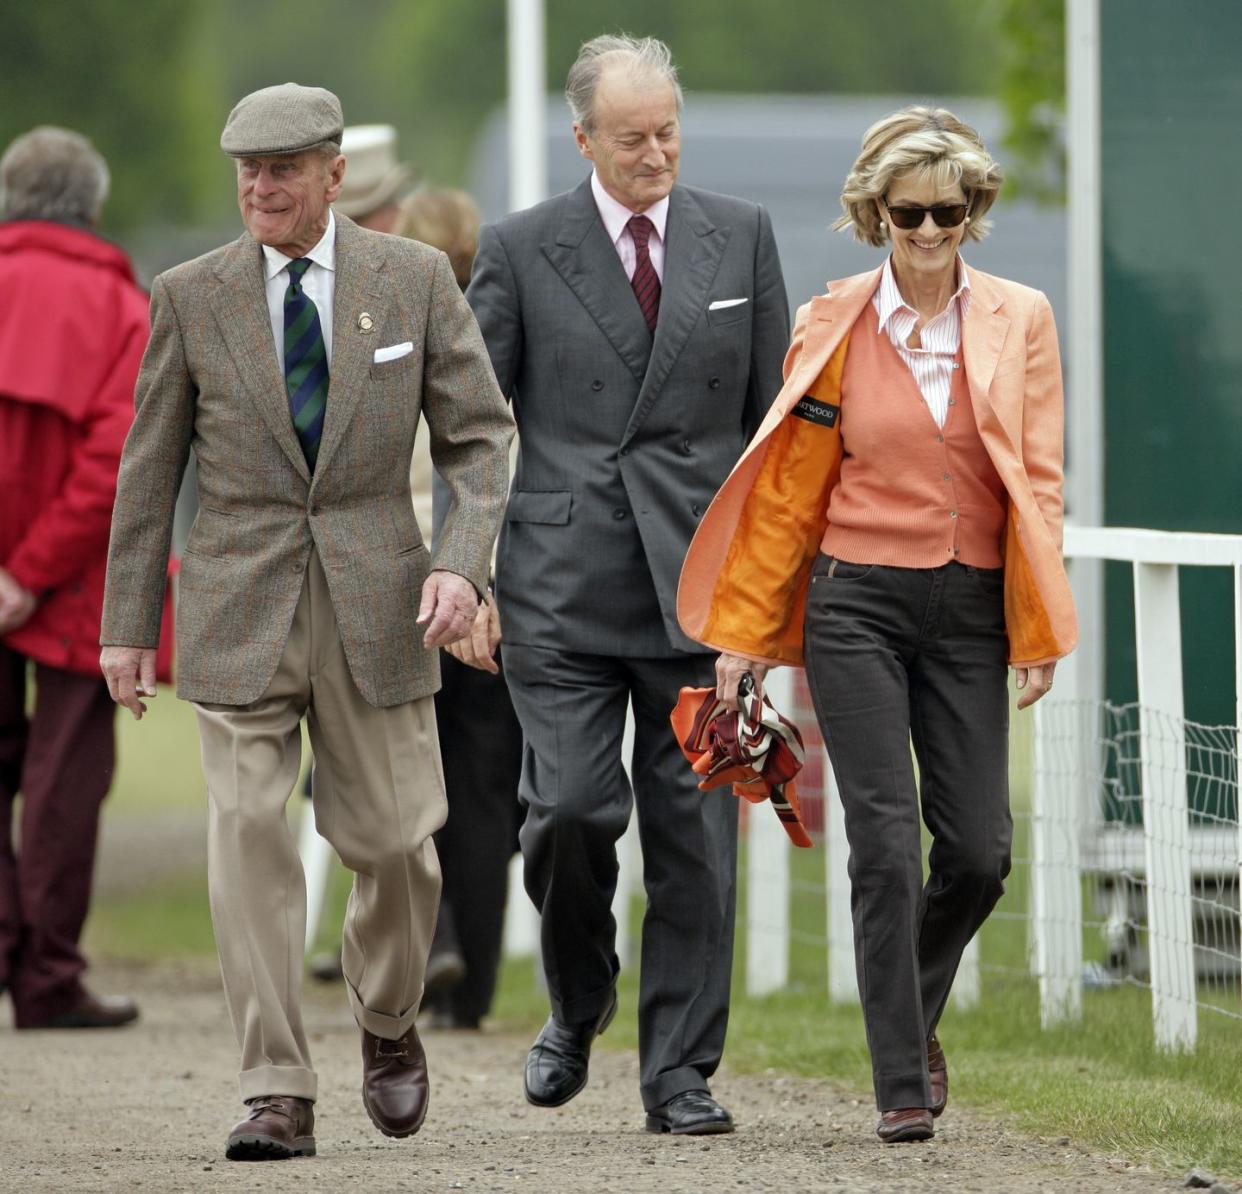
[715,653,768,707]
[1014,661,1056,710]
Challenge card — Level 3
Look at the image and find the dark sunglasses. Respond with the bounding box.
[883,199,969,230]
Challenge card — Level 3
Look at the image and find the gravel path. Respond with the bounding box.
[0,960,1199,1194]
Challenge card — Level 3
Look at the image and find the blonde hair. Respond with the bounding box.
[834,106,1003,247]
[398,187,481,290]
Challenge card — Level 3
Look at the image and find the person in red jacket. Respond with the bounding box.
[0,126,155,1028]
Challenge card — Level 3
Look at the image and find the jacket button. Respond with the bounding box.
[943,472,951,481]
[681,439,692,455]
[591,379,604,392]
[620,447,630,456]
[950,510,958,518]
[708,377,721,389]
[692,503,703,517]
[612,508,627,520]
[936,434,945,443]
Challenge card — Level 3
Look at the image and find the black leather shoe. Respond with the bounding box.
[523,990,617,1108]
[645,1090,735,1135]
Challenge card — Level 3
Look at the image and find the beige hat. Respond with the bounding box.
[335,125,415,218]
[220,82,344,157]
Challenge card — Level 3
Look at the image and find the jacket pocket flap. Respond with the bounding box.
[507,490,572,525]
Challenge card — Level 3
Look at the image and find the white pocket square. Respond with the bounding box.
[373,342,413,364]
[708,297,748,311]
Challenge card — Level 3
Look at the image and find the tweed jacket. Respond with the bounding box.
[101,215,514,707]
[467,177,788,656]
[678,265,1077,670]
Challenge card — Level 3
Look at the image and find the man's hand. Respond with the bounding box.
[715,652,769,708]
[1015,660,1056,711]
[100,646,158,720]
[446,597,502,674]
[0,567,37,635]
[417,569,480,649]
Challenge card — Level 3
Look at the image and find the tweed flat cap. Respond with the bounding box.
[220,82,344,157]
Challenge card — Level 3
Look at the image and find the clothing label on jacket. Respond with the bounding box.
[791,396,839,428]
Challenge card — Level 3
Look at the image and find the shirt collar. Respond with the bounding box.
[262,209,336,281]
[590,170,669,246]
[874,254,970,333]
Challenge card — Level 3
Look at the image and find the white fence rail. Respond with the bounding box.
[514,526,1242,1054]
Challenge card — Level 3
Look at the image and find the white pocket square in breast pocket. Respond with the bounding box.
[373,342,414,364]
[708,298,748,311]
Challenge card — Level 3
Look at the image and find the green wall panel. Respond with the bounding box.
[1101,0,1242,737]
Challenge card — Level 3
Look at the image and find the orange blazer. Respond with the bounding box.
[676,264,1078,670]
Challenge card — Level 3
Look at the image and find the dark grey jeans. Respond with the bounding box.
[803,553,1012,1111]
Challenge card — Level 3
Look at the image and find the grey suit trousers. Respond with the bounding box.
[503,645,738,1111]
[194,548,446,1102]
[803,555,1012,1111]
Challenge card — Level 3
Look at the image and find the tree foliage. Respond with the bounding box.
[0,0,221,236]
[995,0,1065,203]
[1,0,1066,240]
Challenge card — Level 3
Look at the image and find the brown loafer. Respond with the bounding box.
[226,1096,315,1161]
[361,1024,429,1138]
[876,1107,935,1143]
[927,1036,948,1117]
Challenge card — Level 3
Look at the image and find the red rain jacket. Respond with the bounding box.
[0,219,172,678]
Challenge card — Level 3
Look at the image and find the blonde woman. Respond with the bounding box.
[678,107,1076,1143]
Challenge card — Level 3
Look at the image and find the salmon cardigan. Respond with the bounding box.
[676,264,1077,670]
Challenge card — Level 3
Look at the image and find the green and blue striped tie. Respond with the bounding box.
[283,257,328,470]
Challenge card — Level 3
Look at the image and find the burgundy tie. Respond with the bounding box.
[627,214,661,333]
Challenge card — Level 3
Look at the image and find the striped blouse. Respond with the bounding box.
[871,256,971,428]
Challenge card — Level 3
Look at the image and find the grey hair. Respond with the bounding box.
[565,34,683,135]
[0,126,110,226]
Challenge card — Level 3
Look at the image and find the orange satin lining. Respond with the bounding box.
[701,338,850,665]
[1003,504,1062,665]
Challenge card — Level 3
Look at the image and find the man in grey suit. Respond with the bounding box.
[99,84,513,1160]
[466,35,787,1134]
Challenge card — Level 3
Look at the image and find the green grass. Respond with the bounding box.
[87,691,1242,1180]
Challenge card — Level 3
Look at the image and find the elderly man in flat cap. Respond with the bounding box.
[100,82,513,1162]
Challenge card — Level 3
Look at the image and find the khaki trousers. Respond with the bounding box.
[194,548,445,1103]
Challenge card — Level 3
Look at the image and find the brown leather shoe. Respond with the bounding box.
[225,1096,315,1161]
[27,991,139,1029]
[927,1036,948,1117]
[876,1108,935,1143]
[361,1024,429,1138]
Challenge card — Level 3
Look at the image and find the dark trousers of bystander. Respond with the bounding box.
[0,643,115,1026]
[427,648,524,1026]
[802,554,1012,1112]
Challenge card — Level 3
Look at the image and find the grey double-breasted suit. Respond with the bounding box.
[467,177,787,1110]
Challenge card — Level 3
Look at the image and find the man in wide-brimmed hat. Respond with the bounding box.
[100,81,513,1161]
[334,123,415,233]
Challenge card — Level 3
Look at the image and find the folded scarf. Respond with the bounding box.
[670,678,813,848]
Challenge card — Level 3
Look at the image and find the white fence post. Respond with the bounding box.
[953,937,981,1011]
[823,747,859,1003]
[1133,561,1196,1051]
[1030,668,1084,1025]
[1234,563,1242,1013]
[612,705,640,968]
[746,669,791,996]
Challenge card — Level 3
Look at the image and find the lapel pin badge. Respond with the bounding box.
[358,312,375,334]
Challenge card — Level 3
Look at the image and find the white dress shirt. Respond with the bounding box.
[872,255,970,428]
[263,209,336,372]
[590,171,668,283]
